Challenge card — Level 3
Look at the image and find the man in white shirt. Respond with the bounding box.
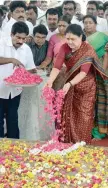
[98,5,105,18]
[86,1,108,32]
[46,8,59,41]
[26,5,38,26]
[75,2,84,22]
[40,0,48,12]
[29,0,46,26]
[0,21,36,139]
[1,1,33,39]
[62,0,81,25]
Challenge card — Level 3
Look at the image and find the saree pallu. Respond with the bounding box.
[87,32,108,75]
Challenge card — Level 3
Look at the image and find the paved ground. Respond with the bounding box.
[92,138,108,147]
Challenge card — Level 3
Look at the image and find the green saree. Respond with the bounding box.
[87,32,108,59]
[87,32,108,139]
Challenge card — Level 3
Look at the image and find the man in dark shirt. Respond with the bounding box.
[27,24,48,66]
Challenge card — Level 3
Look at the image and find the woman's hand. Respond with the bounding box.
[28,68,37,74]
[36,65,46,70]
[37,61,48,70]
[39,61,47,69]
[63,82,71,95]
[44,68,60,88]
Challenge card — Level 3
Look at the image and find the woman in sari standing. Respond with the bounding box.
[83,15,108,71]
[83,15,108,139]
[46,24,108,144]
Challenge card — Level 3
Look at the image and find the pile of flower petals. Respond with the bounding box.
[4,68,43,85]
[30,139,86,156]
[30,129,86,156]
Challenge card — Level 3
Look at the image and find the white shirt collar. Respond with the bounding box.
[46,26,58,32]
[9,17,16,23]
[10,17,27,24]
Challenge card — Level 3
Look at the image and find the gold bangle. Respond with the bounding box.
[69,81,72,87]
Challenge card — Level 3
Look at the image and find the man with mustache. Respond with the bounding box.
[62,0,81,25]
[26,5,38,26]
[46,8,59,41]
[1,1,33,39]
[0,21,36,139]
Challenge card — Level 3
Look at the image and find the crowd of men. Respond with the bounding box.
[0,1,108,40]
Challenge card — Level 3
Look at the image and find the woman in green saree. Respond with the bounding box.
[83,15,108,71]
[83,15,108,139]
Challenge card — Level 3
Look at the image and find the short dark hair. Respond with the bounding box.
[10,1,26,12]
[55,6,62,17]
[98,6,104,11]
[104,2,108,11]
[11,21,29,35]
[0,5,8,12]
[58,15,71,24]
[65,24,86,41]
[29,0,37,5]
[46,8,59,18]
[97,1,103,6]
[33,24,48,36]
[87,1,99,10]
[83,15,97,24]
[27,5,38,16]
[0,8,4,16]
[62,0,76,10]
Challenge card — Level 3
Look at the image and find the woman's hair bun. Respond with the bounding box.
[82,34,86,41]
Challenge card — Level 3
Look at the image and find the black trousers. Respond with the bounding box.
[0,94,21,139]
